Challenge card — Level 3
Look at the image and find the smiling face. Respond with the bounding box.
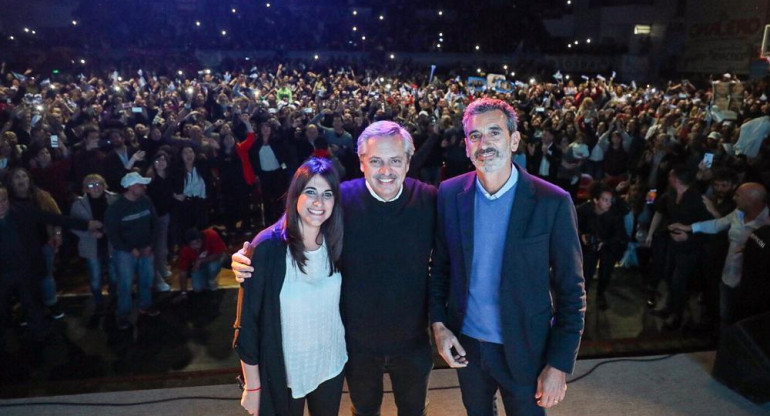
[359,134,409,201]
[464,109,520,174]
[296,175,335,233]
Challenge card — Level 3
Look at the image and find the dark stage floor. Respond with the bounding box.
[0,267,716,399]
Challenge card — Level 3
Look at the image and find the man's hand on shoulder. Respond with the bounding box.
[232,242,254,283]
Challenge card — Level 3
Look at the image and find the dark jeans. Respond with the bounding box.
[345,343,433,416]
[288,370,345,416]
[583,247,616,297]
[663,248,699,316]
[457,335,545,416]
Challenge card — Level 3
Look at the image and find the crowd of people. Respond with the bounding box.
[1,57,770,412]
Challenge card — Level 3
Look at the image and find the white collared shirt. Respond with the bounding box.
[476,165,518,200]
[365,180,403,203]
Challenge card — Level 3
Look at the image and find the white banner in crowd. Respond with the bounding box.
[680,0,768,74]
[735,115,770,158]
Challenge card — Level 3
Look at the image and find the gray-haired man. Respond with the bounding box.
[233,121,437,416]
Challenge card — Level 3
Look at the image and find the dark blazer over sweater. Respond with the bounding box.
[430,164,585,385]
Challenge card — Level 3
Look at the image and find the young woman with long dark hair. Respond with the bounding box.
[234,157,345,416]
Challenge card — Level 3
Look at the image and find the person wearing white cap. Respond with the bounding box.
[105,172,160,329]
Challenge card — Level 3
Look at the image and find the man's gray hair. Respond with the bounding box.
[357,121,415,158]
[462,98,518,135]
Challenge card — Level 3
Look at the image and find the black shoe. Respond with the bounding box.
[597,294,609,311]
[651,308,671,318]
[48,304,65,320]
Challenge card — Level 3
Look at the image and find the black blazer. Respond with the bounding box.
[430,164,585,384]
[233,224,291,416]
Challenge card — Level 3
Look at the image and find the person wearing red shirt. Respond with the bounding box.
[177,227,226,294]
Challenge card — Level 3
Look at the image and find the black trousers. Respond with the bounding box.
[457,335,545,416]
[645,232,669,293]
[663,248,699,316]
[287,370,345,416]
[583,247,617,297]
[345,343,433,416]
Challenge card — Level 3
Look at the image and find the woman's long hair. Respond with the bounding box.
[4,166,44,208]
[281,157,343,275]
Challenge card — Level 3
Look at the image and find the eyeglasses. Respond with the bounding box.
[86,183,104,189]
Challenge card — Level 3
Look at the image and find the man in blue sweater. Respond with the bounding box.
[232,121,436,416]
[430,98,585,416]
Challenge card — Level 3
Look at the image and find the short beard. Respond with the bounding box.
[472,148,503,172]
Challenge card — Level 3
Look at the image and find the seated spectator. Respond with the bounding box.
[577,182,628,310]
[176,227,227,296]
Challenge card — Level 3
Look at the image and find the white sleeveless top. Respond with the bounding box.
[280,242,347,398]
